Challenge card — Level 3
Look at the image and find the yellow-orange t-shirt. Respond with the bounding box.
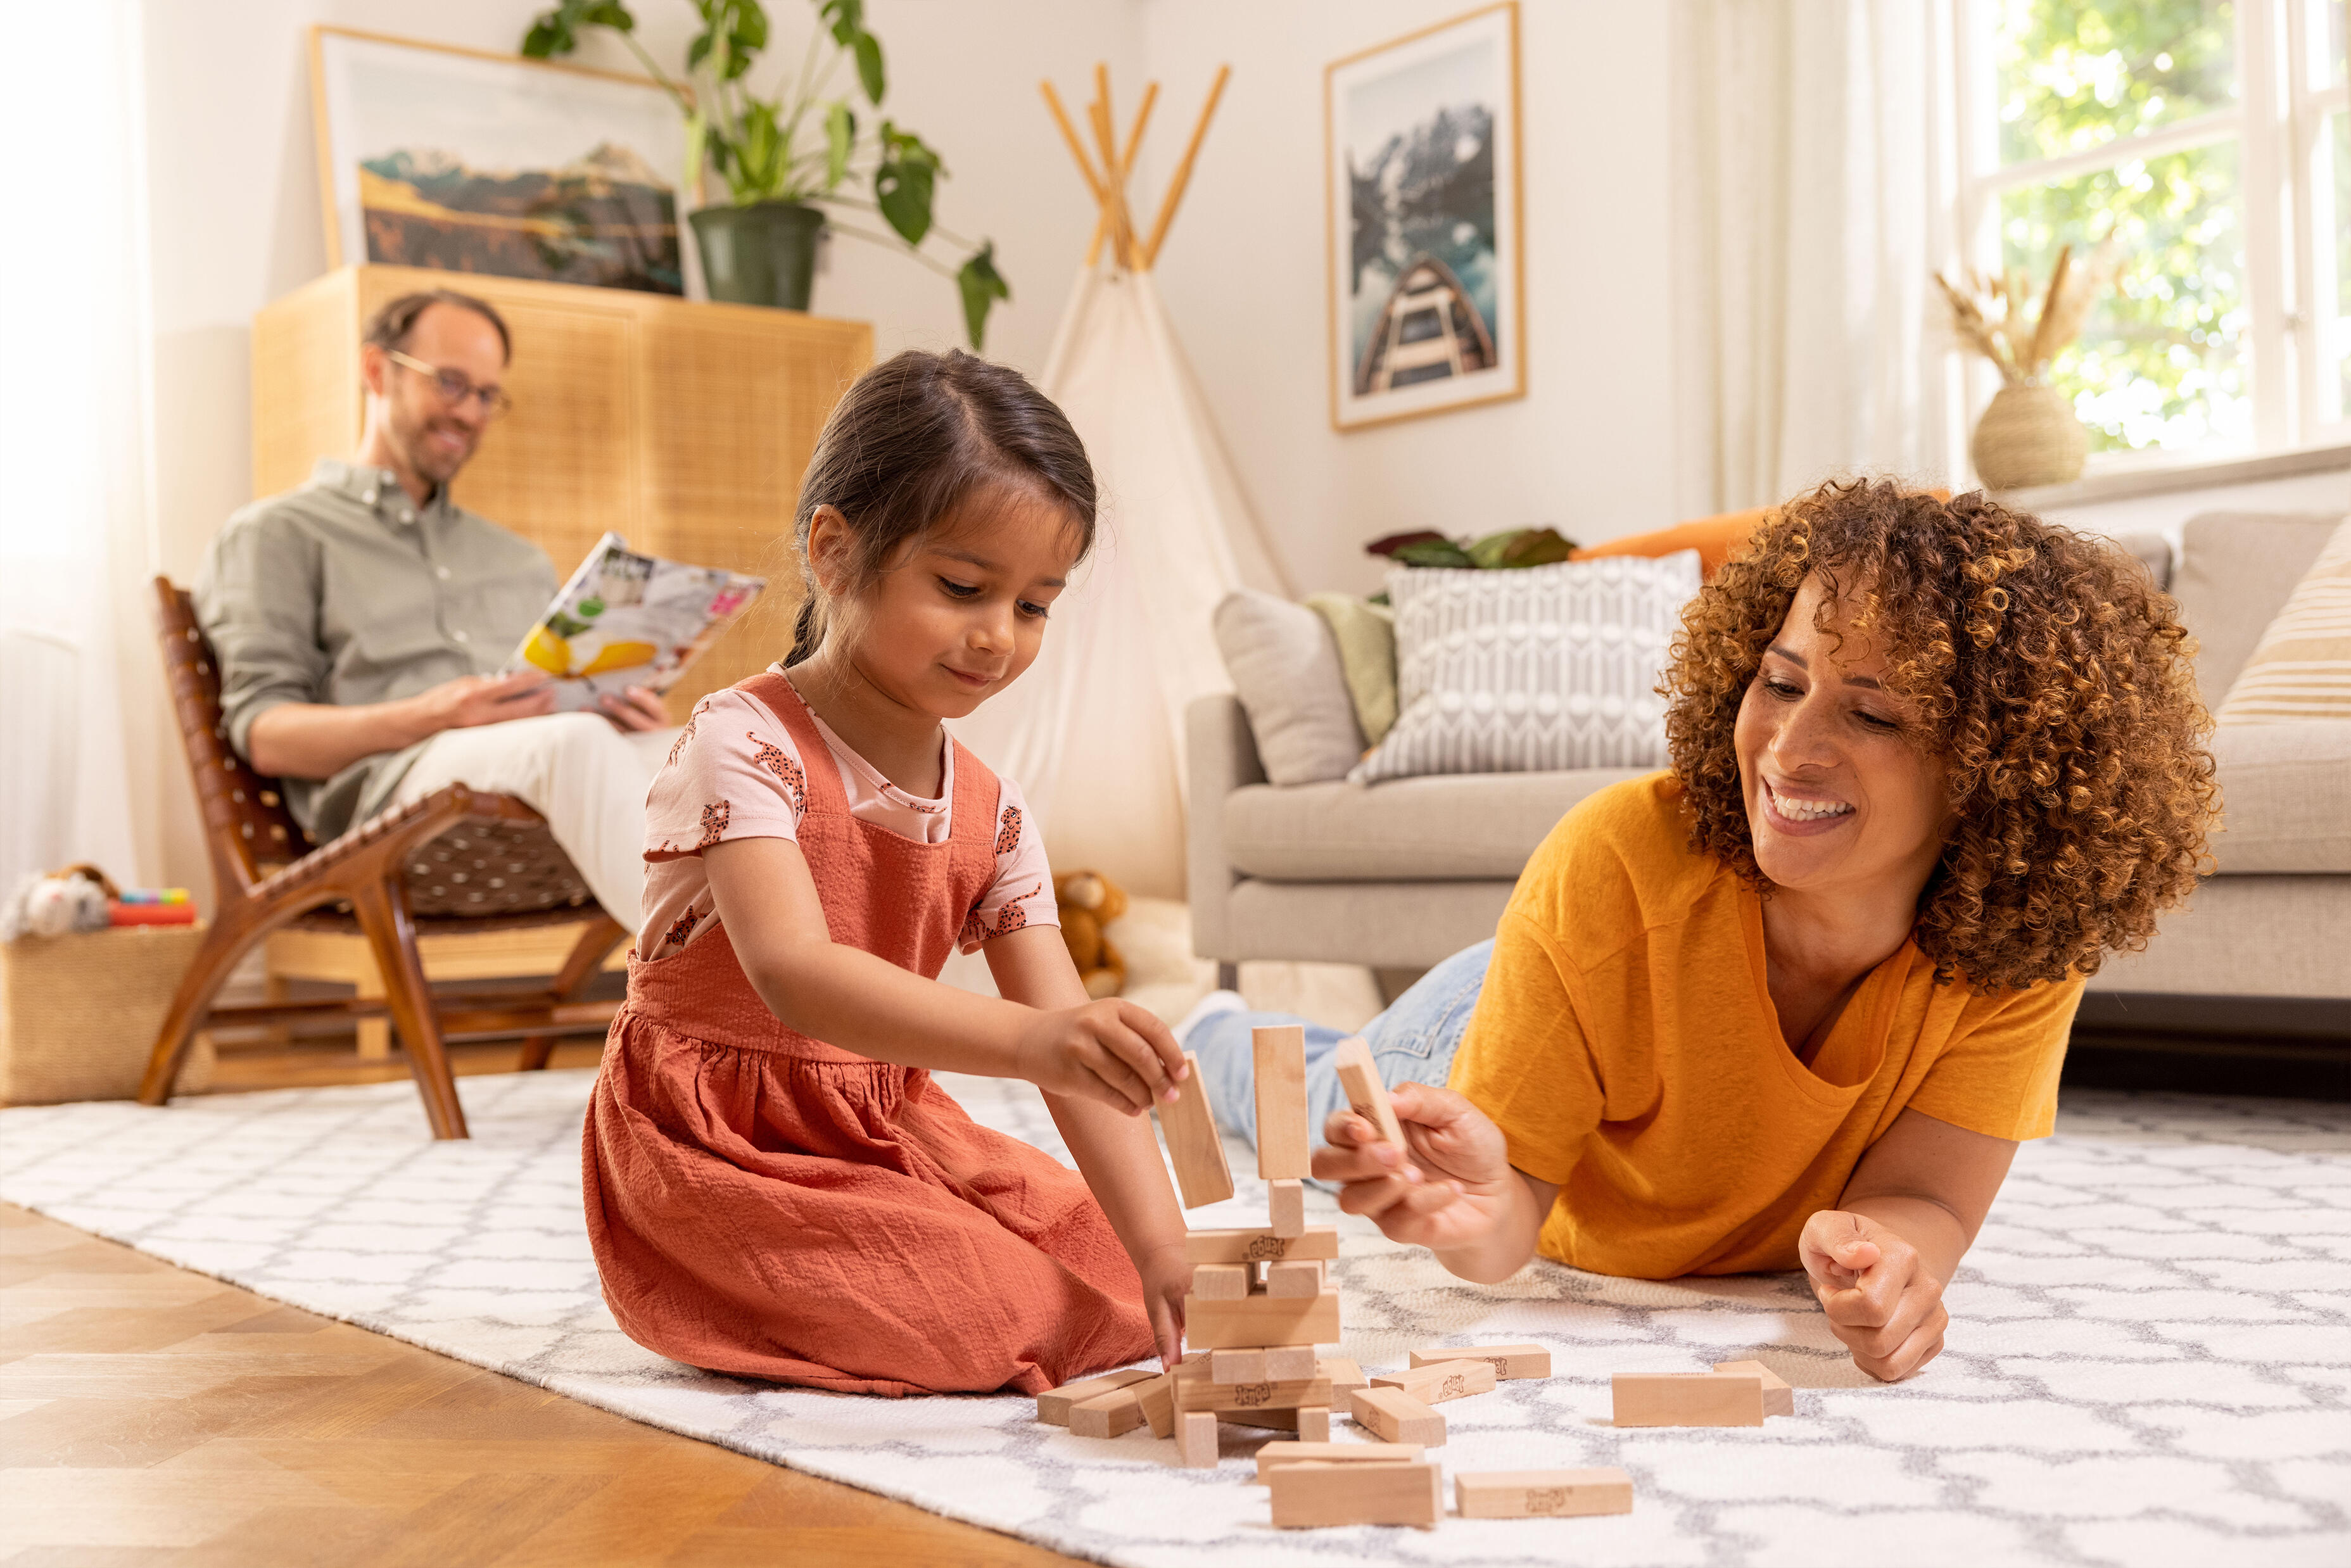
[1448,773,2081,1278]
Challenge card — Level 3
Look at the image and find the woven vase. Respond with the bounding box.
[1971,383,2088,492]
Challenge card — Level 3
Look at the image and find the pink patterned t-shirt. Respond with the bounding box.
[637,671,1057,961]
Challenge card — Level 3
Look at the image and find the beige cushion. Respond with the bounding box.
[2216,517,2351,725]
[2086,873,2351,999]
[2171,511,2344,709]
[2208,719,2351,873]
[1212,590,1366,787]
[1224,768,1647,882]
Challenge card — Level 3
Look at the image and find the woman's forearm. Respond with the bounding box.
[1838,1193,1971,1284]
[1431,1167,1554,1284]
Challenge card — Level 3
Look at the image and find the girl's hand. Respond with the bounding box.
[1310,1083,1518,1251]
[1799,1208,1949,1381]
[1135,1240,1191,1369]
[1013,999,1187,1113]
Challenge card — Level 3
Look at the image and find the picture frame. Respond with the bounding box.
[310,26,692,296]
[1324,2,1526,431]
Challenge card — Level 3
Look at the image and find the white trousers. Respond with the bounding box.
[390,713,678,926]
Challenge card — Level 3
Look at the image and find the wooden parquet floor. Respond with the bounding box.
[0,1202,1080,1567]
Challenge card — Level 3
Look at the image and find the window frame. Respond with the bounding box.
[1951,0,2351,472]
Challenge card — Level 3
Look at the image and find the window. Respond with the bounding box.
[1958,0,2351,463]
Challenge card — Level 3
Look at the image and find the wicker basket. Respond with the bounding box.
[0,924,215,1104]
[1972,383,2088,491]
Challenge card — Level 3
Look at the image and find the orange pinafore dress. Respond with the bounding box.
[581,671,1152,1395]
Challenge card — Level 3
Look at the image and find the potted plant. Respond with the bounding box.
[523,0,1010,347]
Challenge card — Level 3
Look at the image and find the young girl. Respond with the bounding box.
[583,350,1193,1396]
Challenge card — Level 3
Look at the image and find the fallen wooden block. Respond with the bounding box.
[1184,1225,1339,1264]
[1269,1459,1441,1529]
[1269,1179,1305,1238]
[1253,1440,1426,1481]
[1266,1344,1319,1381]
[1155,1049,1234,1208]
[1191,1263,1248,1301]
[1253,1024,1310,1180]
[1136,1370,1177,1438]
[1372,1358,1497,1405]
[1264,1258,1324,1298]
[1178,1376,1334,1415]
[1319,1356,1366,1390]
[1611,1371,1765,1427]
[1332,1035,1406,1149]
[1037,1367,1154,1426]
[1408,1343,1553,1381]
[1208,1348,1267,1383]
[1296,1405,1330,1442]
[1347,1385,1447,1446]
[1456,1467,1635,1519]
[1712,1359,1794,1417]
[1184,1289,1340,1350]
[1068,1382,1147,1438]
[1176,1409,1217,1467]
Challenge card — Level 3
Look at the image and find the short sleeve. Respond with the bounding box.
[958,776,1061,951]
[643,689,810,858]
[1447,909,1606,1187]
[1906,977,2085,1141]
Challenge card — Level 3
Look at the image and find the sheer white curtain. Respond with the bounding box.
[1671,0,1961,514]
[0,0,152,895]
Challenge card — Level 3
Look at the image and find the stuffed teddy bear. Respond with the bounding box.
[0,864,115,942]
[1055,869,1129,999]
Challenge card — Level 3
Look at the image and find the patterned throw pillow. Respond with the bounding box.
[1349,550,1703,785]
[2216,515,2351,724]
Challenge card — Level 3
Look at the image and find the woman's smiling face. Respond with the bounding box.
[1733,573,1955,899]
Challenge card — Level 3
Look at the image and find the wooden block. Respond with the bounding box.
[1269,1179,1305,1238]
[1611,1372,1765,1427]
[1224,1406,1302,1432]
[1713,1359,1794,1417]
[1068,1383,1147,1438]
[1266,1345,1319,1380]
[1253,1440,1426,1481]
[1409,1342,1553,1381]
[1155,1049,1234,1208]
[1252,1023,1309,1179]
[1457,1468,1635,1519]
[1184,1225,1339,1264]
[1184,1289,1340,1350]
[1264,1259,1324,1298]
[1333,1035,1405,1149]
[1269,1460,1441,1529]
[1372,1358,1497,1405]
[1176,1410,1218,1467]
[1296,1404,1331,1441]
[1208,1348,1267,1383]
[1178,1377,1334,1415]
[1037,1367,1153,1426]
[1136,1370,1177,1438]
[1318,1356,1366,1390]
[1347,1385,1447,1446]
[1191,1263,1248,1301]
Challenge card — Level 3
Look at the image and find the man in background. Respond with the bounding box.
[195,289,673,925]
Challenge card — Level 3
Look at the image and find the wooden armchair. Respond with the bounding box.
[141,579,628,1138]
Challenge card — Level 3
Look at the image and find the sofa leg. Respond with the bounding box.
[1217,962,1238,992]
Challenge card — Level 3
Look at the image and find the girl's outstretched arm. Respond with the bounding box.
[984,925,1191,1368]
[704,835,1186,1115]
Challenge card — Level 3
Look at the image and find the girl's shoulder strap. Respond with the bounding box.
[735,669,847,815]
[947,735,1005,859]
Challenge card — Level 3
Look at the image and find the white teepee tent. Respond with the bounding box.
[950,66,1289,897]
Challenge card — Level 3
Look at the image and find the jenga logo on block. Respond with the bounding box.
[1243,1236,1285,1261]
[1526,1487,1569,1514]
[1483,1356,1509,1375]
[1440,1372,1468,1400]
[1233,1381,1274,1407]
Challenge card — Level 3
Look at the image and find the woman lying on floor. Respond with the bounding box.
[1189,479,2217,1381]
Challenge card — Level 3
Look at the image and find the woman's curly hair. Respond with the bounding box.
[1662,479,2217,991]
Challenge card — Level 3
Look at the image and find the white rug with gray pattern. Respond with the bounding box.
[1,1072,2346,1567]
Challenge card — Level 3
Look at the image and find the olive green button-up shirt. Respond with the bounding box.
[193,458,557,840]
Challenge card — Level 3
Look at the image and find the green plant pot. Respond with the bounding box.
[690,201,825,310]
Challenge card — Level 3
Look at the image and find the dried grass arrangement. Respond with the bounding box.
[1934,242,2117,386]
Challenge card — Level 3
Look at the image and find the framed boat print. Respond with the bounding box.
[1325,2,1525,431]
[310,27,690,296]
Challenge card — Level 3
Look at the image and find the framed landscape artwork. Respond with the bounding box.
[310,27,690,296]
[1325,2,1525,431]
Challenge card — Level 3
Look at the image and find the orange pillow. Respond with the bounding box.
[1574,491,1952,579]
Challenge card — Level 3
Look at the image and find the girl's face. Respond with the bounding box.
[823,485,1082,720]
[1733,573,1955,901]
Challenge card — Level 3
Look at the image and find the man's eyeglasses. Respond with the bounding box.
[384,348,516,420]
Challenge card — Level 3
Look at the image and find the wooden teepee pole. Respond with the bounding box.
[1089,65,1137,269]
[1141,63,1230,269]
[1080,79,1158,266]
[1040,79,1106,205]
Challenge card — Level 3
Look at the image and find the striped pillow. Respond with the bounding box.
[2217,515,2351,724]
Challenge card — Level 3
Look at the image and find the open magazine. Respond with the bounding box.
[509,533,766,712]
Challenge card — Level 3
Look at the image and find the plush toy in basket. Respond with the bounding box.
[1055,869,1128,999]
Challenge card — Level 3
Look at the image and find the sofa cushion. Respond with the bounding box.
[2216,516,2351,726]
[2171,511,2344,710]
[1224,768,1649,882]
[2210,719,2351,873]
[1305,591,1398,745]
[1212,590,1366,786]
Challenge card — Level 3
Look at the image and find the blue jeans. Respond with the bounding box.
[1189,940,1493,1187]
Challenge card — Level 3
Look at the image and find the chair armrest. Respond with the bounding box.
[1186,692,1265,962]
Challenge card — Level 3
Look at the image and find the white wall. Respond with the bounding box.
[1139,1,1680,598]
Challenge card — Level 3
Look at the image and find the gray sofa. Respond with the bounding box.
[1188,511,2351,1015]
